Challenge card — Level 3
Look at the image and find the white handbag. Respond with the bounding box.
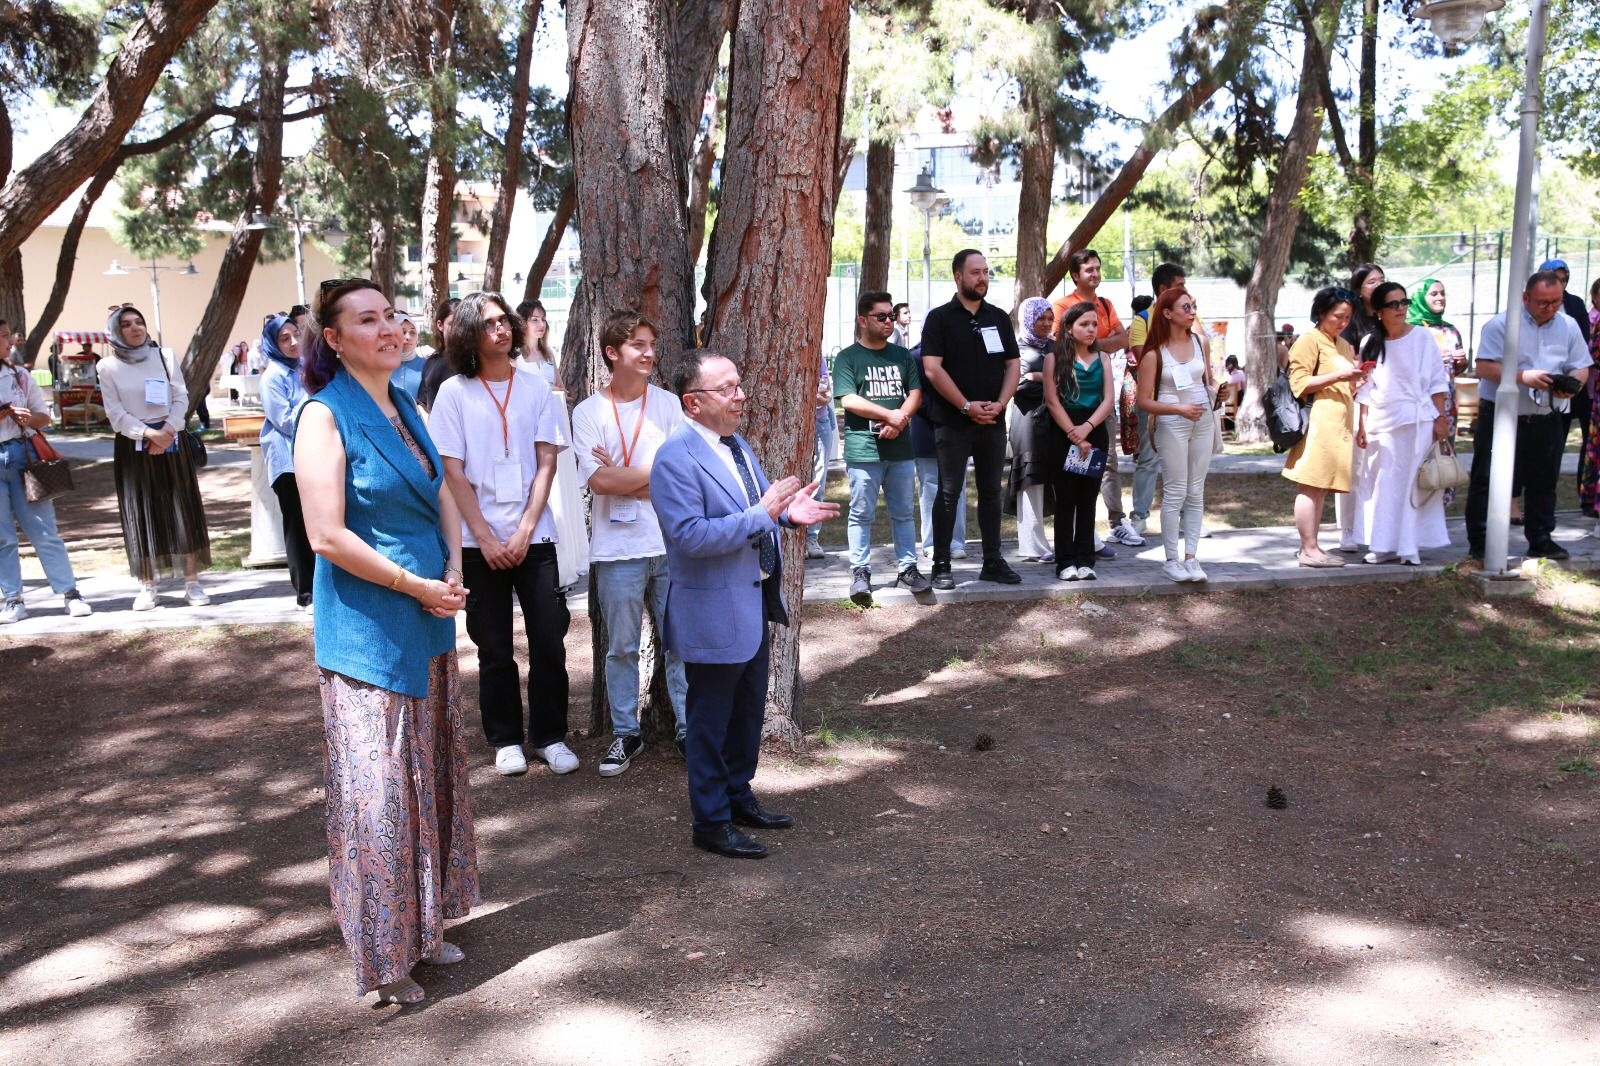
[1412,440,1469,508]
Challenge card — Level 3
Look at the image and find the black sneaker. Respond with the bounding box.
[978,559,1022,585]
[1467,544,1484,561]
[674,735,687,759]
[1526,541,1570,561]
[897,564,932,593]
[930,562,955,590]
[849,566,873,606]
[598,734,644,777]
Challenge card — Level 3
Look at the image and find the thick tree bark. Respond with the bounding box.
[666,0,734,167]
[1010,0,1059,311]
[860,137,894,293]
[522,181,575,303]
[369,215,397,300]
[419,0,459,325]
[23,166,115,366]
[1039,0,1265,294]
[1349,0,1378,268]
[179,30,288,416]
[701,0,850,745]
[686,87,723,266]
[565,0,699,739]
[483,0,543,293]
[0,251,22,354]
[0,0,221,261]
[1236,15,1333,443]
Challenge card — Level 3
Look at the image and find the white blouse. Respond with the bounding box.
[99,352,189,441]
[1356,327,1448,433]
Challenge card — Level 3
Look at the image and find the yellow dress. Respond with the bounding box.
[1281,329,1357,492]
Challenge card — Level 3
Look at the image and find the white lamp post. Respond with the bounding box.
[906,166,947,317]
[1416,0,1545,578]
[246,199,348,306]
[104,257,200,348]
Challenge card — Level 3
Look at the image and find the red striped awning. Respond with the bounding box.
[55,331,112,344]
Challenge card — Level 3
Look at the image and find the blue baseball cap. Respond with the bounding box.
[1539,258,1568,272]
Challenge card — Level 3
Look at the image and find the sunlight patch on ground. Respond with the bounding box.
[1502,712,1595,744]
[56,855,177,891]
[758,744,907,795]
[479,1003,802,1066]
[1258,916,1600,1065]
[891,781,964,808]
[0,940,130,1007]
[193,851,254,878]
[0,1005,142,1066]
[261,856,325,888]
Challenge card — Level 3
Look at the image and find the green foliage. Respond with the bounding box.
[0,1,98,108]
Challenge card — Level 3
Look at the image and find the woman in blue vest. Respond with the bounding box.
[294,278,480,1005]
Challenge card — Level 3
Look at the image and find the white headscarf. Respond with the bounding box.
[106,305,159,364]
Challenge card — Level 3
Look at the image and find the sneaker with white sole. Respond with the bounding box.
[132,585,159,612]
[495,745,528,776]
[1184,559,1208,582]
[185,581,210,607]
[1161,560,1190,583]
[1107,519,1145,546]
[1132,516,1149,537]
[598,734,644,777]
[1057,566,1080,582]
[1077,566,1096,580]
[0,598,25,624]
[63,589,92,617]
[532,740,580,775]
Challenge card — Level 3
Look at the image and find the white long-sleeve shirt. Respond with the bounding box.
[98,352,188,440]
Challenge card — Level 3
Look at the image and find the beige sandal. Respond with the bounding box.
[422,941,465,966]
[376,976,425,1004]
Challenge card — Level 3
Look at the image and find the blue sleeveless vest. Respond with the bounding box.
[303,367,453,697]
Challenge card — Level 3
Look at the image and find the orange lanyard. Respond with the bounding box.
[479,372,515,457]
[607,385,649,468]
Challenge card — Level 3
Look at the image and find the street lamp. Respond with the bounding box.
[246,199,347,305]
[104,257,200,347]
[906,166,948,317]
[1416,0,1544,578]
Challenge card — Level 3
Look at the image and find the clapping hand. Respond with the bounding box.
[785,481,840,527]
[759,476,804,520]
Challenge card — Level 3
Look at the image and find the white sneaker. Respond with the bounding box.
[63,591,92,617]
[1132,516,1149,537]
[950,545,968,560]
[1077,566,1096,580]
[1058,566,1080,582]
[1108,519,1145,546]
[132,585,158,611]
[1184,559,1208,582]
[532,740,579,775]
[0,598,25,624]
[185,581,210,607]
[1161,560,1190,583]
[494,745,528,776]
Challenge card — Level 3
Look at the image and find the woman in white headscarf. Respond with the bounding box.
[1005,296,1057,562]
[98,305,211,610]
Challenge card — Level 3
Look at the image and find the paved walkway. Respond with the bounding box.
[51,437,252,468]
[5,512,1598,638]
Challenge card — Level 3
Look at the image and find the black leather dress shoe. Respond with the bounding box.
[731,799,794,829]
[692,824,768,859]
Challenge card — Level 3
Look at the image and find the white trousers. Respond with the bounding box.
[1154,410,1217,560]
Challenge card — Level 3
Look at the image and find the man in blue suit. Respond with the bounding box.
[651,350,839,858]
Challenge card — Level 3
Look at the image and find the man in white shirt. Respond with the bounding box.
[570,311,689,776]
[429,293,578,777]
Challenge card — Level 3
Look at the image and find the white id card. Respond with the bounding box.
[1170,361,1194,390]
[144,378,168,406]
[491,458,522,502]
[609,497,640,524]
[980,326,1005,354]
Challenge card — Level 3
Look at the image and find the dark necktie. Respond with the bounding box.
[721,434,778,575]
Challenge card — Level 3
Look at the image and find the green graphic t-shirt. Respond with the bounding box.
[832,341,921,463]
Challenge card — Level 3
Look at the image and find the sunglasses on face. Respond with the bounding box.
[1379,299,1409,311]
[864,312,895,322]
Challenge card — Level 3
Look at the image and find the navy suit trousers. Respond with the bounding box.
[683,623,770,832]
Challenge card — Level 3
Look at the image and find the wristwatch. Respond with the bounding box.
[961,401,972,416]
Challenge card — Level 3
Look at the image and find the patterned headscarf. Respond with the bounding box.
[1406,277,1448,329]
[1018,297,1053,351]
[106,304,160,364]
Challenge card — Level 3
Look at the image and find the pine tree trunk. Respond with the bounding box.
[0,0,221,261]
[1012,67,1057,308]
[565,0,699,739]
[701,0,850,746]
[369,215,397,301]
[1236,13,1332,443]
[180,28,287,414]
[418,0,458,325]
[0,250,23,354]
[522,182,575,303]
[483,0,543,293]
[1348,0,1379,268]
[686,88,723,267]
[24,165,117,365]
[860,137,894,292]
[667,0,735,164]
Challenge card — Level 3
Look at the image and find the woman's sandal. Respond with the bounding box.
[376,976,425,1005]
[421,942,465,966]
[1295,550,1346,569]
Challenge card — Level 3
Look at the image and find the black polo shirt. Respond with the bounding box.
[919,295,1019,423]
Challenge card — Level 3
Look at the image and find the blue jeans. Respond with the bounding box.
[0,438,80,599]
[846,460,917,570]
[916,456,966,553]
[806,408,836,547]
[594,555,688,740]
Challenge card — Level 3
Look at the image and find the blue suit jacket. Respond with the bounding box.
[651,423,790,664]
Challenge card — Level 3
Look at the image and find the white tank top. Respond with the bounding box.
[1156,337,1209,406]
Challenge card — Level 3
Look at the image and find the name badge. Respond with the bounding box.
[1170,361,1194,390]
[491,458,522,502]
[980,326,1005,355]
[610,497,640,524]
[144,379,168,406]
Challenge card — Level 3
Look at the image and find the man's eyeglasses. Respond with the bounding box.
[1379,299,1409,311]
[864,312,895,322]
[687,381,745,399]
[483,318,514,334]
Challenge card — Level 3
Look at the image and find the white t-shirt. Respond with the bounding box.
[429,368,568,549]
[571,384,684,561]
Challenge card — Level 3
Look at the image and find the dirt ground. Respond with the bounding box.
[1,577,1598,1065]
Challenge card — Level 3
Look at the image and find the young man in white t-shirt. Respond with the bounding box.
[429,293,577,778]
[570,310,688,776]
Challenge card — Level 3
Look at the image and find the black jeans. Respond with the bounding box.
[1049,421,1109,569]
[462,542,570,749]
[932,418,1007,565]
[1466,401,1566,550]
[271,473,314,606]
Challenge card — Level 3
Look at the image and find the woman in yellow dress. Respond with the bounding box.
[1283,287,1369,566]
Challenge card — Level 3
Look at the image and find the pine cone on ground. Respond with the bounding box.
[1265,786,1288,810]
[973,733,995,751]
